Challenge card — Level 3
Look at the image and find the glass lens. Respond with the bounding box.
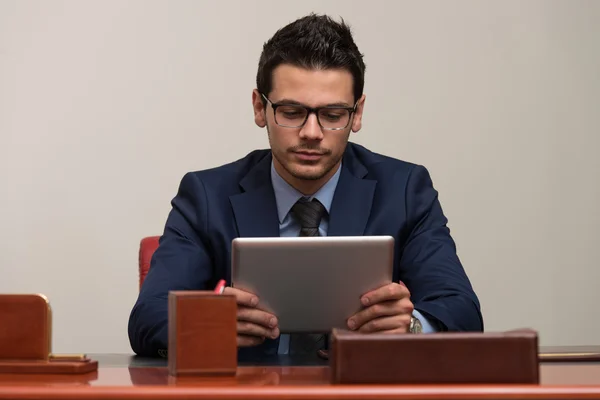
[275,105,308,127]
[274,105,351,129]
[318,108,350,129]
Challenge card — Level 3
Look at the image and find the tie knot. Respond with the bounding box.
[291,198,327,233]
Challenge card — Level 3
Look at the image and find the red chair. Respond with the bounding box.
[138,236,160,290]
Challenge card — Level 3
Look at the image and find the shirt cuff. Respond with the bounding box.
[413,309,438,333]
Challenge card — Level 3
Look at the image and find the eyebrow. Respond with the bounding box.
[276,98,353,108]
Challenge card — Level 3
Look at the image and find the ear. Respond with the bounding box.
[351,94,366,133]
[252,89,267,128]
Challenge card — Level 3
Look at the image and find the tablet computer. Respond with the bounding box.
[231,236,394,333]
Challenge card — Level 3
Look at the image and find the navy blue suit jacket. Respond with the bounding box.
[128,142,483,358]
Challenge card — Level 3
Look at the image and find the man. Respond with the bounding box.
[128,14,483,358]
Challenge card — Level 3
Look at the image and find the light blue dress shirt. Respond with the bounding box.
[270,161,436,354]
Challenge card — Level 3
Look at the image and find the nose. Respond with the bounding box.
[298,113,323,141]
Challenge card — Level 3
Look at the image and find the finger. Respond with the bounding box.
[237,334,265,347]
[361,283,410,306]
[223,287,259,307]
[237,320,280,340]
[358,313,412,333]
[238,307,278,330]
[348,298,413,330]
[348,300,400,330]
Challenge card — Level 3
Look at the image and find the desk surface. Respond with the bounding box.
[1,351,600,400]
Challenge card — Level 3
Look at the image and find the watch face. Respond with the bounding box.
[411,317,422,333]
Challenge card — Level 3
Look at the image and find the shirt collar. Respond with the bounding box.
[270,160,342,224]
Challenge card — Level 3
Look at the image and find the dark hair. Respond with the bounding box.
[257,14,366,103]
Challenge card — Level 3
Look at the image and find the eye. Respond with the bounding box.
[324,113,342,121]
[282,111,304,118]
[278,106,306,120]
[320,109,346,121]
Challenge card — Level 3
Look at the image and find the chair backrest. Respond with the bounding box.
[138,236,160,290]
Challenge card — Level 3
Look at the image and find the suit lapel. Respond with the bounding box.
[327,152,377,237]
[229,145,376,238]
[229,153,280,238]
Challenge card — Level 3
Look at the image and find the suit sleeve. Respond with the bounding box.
[400,165,484,332]
[128,172,215,357]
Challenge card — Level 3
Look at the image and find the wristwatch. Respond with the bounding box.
[409,315,422,333]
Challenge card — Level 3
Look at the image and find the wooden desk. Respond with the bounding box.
[1,352,600,399]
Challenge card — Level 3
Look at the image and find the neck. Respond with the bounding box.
[273,159,341,196]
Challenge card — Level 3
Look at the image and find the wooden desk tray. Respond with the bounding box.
[329,328,540,384]
[0,358,98,374]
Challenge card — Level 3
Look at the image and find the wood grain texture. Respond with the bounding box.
[0,362,599,399]
[0,360,97,375]
[0,294,51,361]
[2,384,600,400]
[167,291,237,376]
[329,328,539,384]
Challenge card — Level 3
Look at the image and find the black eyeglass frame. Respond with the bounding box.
[261,93,358,130]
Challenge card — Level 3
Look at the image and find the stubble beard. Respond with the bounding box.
[275,151,340,181]
[267,125,341,182]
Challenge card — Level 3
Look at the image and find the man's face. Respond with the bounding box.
[253,64,365,193]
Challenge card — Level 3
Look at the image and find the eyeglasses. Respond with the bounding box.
[261,93,357,130]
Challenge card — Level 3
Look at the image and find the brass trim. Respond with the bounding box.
[540,352,600,358]
[49,353,87,361]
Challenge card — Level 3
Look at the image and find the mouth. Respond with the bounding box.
[292,151,325,161]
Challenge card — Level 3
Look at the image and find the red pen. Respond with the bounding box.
[213,279,226,294]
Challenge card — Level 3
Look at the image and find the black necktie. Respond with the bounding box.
[292,198,326,237]
[288,198,327,355]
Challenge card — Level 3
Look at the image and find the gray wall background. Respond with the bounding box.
[1,0,598,353]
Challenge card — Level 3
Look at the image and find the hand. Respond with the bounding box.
[223,287,280,347]
[347,282,414,333]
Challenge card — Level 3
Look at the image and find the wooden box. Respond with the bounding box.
[329,328,539,384]
[168,291,237,376]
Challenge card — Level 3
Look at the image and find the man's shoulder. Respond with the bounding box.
[346,142,419,178]
[184,148,270,186]
[346,142,437,200]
